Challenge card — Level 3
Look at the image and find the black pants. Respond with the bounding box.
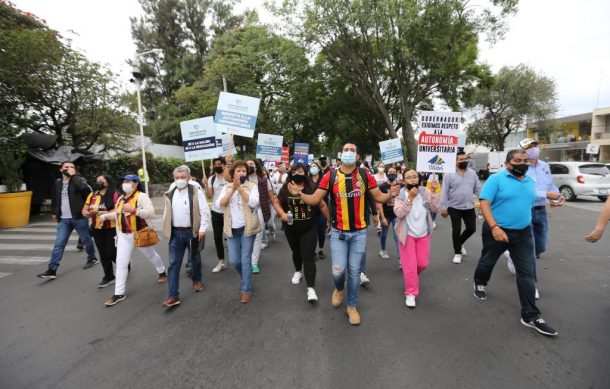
[448,207,476,254]
[284,226,317,287]
[91,228,117,279]
[474,224,540,321]
[211,211,225,260]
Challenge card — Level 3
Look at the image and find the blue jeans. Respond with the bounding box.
[531,207,548,257]
[168,229,202,298]
[330,228,367,307]
[49,218,96,270]
[380,215,398,252]
[227,227,256,293]
[474,223,541,321]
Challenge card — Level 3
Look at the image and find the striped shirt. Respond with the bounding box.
[85,192,118,229]
[318,168,377,231]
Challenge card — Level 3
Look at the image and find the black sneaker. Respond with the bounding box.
[521,318,558,337]
[76,244,84,251]
[97,277,115,288]
[105,295,126,307]
[318,251,326,260]
[83,259,99,269]
[473,284,487,300]
[37,269,57,279]
[186,268,192,277]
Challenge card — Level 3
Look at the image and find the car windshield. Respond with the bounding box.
[579,164,610,175]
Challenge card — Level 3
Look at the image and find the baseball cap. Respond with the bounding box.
[519,138,539,149]
[122,174,141,183]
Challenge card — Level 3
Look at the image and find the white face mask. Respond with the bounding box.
[122,183,135,194]
[175,179,188,189]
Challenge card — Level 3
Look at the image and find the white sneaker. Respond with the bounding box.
[461,246,467,256]
[505,251,516,275]
[433,222,437,230]
[535,288,540,300]
[360,272,370,286]
[452,254,462,264]
[405,294,416,308]
[379,250,390,259]
[261,243,268,250]
[212,261,227,273]
[307,287,318,303]
[291,271,302,284]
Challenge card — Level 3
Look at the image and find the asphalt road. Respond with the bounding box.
[1,200,609,389]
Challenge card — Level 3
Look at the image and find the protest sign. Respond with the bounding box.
[180,117,219,162]
[214,92,261,138]
[281,147,290,165]
[293,143,309,165]
[256,133,283,161]
[216,132,236,156]
[416,111,461,173]
[379,138,404,164]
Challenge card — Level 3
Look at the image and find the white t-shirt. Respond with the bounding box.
[208,174,227,214]
[406,195,428,238]
[272,171,288,194]
[214,184,259,229]
[374,173,387,186]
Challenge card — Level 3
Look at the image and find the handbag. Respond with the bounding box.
[122,193,160,247]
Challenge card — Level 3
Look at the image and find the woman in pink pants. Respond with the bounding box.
[394,169,441,308]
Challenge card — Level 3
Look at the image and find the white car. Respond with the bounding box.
[549,162,610,201]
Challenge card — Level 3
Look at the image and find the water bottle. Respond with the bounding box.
[287,210,294,225]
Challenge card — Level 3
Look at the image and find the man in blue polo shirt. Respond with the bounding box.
[473,150,558,337]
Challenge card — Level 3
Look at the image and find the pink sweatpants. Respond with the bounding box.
[399,234,431,296]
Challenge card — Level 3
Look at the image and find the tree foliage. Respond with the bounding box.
[274,0,518,161]
[466,64,557,151]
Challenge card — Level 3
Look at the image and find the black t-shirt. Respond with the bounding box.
[282,195,319,232]
[378,182,395,218]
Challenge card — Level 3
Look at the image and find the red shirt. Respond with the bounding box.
[318,168,377,231]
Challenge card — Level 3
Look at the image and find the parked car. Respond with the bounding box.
[548,162,610,201]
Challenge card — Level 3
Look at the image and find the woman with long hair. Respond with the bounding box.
[215,161,260,303]
[309,161,328,260]
[246,159,275,274]
[82,175,119,288]
[99,174,167,307]
[273,163,330,302]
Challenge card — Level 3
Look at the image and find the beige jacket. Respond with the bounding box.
[222,182,261,237]
[162,184,206,239]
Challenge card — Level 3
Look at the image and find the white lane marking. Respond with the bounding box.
[0,228,60,233]
[0,235,78,241]
[28,222,58,227]
[0,257,48,265]
[0,272,12,278]
[0,244,83,251]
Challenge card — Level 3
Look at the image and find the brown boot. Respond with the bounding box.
[347,306,361,326]
[192,281,203,292]
[331,288,344,307]
[240,292,252,304]
[157,271,167,283]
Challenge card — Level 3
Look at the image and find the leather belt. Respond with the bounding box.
[172,226,191,231]
[532,206,545,210]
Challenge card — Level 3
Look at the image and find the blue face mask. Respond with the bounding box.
[310,167,319,176]
[341,151,356,166]
[387,174,397,181]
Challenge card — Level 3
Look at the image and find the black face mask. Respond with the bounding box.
[291,174,306,184]
[213,166,223,174]
[320,162,327,168]
[239,176,248,184]
[387,174,397,182]
[93,181,105,191]
[62,169,71,177]
[510,164,529,177]
[247,167,255,175]
[457,161,469,170]
[406,183,419,190]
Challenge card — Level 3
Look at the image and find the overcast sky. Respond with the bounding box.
[12,0,610,118]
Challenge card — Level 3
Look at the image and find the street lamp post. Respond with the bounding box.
[131,49,162,195]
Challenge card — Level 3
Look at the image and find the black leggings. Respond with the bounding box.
[284,227,317,287]
[448,207,477,254]
[316,212,326,249]
[211,211,225,260]
[91,228,117,279]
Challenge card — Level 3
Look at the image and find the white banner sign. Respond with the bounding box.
[180,117,219,162]
[379,138,404,164]
[416,111,461,173]
[216,133,236,157]
[214,92,261,138]
[586,143,600,154]
[256,133,283,161]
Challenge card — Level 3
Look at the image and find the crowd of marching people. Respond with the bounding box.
[38,137,608,337]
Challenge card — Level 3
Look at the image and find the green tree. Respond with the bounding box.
[466,64,557,151]
[274,0,518,161]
